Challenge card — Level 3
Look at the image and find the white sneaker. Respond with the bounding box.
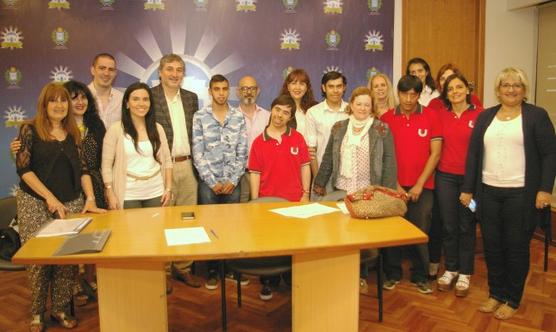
[455,274,470,297]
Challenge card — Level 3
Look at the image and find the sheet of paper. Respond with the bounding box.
[164,227,211,246]
[270,203,340,219]
[336,202,350,215]
[36,217,92,237]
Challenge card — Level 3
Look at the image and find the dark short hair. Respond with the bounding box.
[209,74,229,89]
[92,53,116,67]
[397,75,423,94]
[271,94,297,120]
[441,73,472,108]
[320,71,346,98]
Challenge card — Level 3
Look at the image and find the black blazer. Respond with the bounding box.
[462,102,556,230]
[150,84,199,153]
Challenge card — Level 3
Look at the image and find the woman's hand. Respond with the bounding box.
[46,195,68,219]
[535,191,552,209]
[160,190,172,207]
[10,138,21,155]
[81,199,107,214]
[407,184,423,202]
[460,192,473,207]
[105,189,119,210]
[313,184,326,196]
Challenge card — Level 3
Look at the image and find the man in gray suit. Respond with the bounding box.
[152,53,202,290]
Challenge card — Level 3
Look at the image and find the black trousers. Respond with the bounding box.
[436,171,476,274]
[481,184,534,308]
[383,188,433,283]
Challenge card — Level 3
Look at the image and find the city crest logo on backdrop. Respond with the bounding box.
[325,30,340,51]
[236,0,256,12]
[323,66,342,74]
[282,0,298,12]
[280,29,300,50]
[48,0,70,10]
[99,0,115,10]
[364,30,383,52]
[51,27,69,49]
[368,0,382,14]
[50,66,73,83]
[144,0,164,10]
[0,26,23,50]
[366,67,379,80]
[323,0,342,14]
[282,66,295,80]
[4,105,26,128]
[194,0,208,11]
[4,66,22,89]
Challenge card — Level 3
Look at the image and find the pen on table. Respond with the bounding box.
[210,228,219,239]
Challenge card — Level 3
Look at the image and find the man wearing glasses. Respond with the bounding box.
[236,76,270,202]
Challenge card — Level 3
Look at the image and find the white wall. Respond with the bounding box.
[483,0,538,107]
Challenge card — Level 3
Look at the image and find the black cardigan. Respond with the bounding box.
[461,102,556,230]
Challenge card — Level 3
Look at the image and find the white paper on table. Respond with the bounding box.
[164,227,211,246]
[336,202,350,215]
[270,203,340,219]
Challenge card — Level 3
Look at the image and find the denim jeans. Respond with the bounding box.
[198,181,241,205]
[383,188,433,283]
[436,171,476,274]
[428,193,443,265]
[481,184,533,309]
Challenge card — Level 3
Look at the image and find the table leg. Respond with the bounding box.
[96,262,167,332]
[292,249,359,332]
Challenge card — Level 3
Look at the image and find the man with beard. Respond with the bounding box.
[237,76,270,202]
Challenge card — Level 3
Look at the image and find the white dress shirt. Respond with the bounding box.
[88,82,124,129]
[305,99,348,166]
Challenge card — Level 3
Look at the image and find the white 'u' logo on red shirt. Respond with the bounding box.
[290,147,299,155]
[418,128,428,137]
[468,120,474,128]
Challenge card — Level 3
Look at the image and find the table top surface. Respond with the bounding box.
[13,202,428,265]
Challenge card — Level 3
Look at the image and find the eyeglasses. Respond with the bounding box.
[239,86,258,93]
[500,83,523,90]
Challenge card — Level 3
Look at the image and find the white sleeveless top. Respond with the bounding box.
[482,115,525,187]
[123,135,164,200]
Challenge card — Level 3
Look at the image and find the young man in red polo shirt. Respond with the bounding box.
[246,94,311,301]
[249,94,311,202]
[380,75,442,294]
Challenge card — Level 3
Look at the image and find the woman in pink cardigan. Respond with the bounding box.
[102,82,173,209]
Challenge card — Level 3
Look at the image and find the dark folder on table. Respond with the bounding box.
[54,229,111,256]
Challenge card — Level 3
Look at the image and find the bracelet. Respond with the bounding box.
[86,196,95,202]
[105,184,112,190]
[165,188,172,192]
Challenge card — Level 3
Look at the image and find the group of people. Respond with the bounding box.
[13,52,555,331]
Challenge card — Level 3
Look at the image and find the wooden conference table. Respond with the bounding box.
[13,202,427,332]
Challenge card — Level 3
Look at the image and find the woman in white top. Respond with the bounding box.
[367,73,397,118]
[461,68,556,319]
[102,82,173,209]
[406,57,439,106]
[280,68,318,138]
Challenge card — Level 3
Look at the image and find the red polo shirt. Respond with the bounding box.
[249,127,311,202]
[438,104,483,175]
[381,105,442,189]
